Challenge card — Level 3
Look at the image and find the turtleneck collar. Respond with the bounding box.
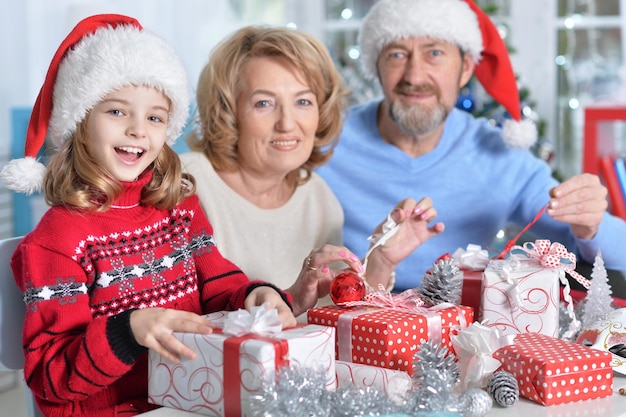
[111,170,153,209]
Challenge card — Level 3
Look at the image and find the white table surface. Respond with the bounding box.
[140,375,626,417]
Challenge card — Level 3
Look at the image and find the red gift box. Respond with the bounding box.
[452,244,490,321]
[460,269,483,321]
[493,333,613,406]
[307,304,473,374]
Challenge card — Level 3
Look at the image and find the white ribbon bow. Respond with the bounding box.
[450,321,514,389]
[222,302,283,337]
[452,244,491,270]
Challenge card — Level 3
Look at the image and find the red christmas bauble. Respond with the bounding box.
[437,253,452,261]
[329,271,366,304]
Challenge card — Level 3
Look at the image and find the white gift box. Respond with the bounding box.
[335,360,411,405]
[482,259,561,337]
[148,310,336,417]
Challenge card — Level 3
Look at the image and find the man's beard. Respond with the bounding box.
[389,83,450,136]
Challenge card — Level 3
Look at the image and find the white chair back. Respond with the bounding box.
[0,236,43,417]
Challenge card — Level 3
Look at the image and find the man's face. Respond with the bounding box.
[377,37,474,136]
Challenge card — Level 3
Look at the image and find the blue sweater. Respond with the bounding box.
[317,100,626,291]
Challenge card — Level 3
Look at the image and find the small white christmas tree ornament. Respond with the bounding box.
[581,251,615,330]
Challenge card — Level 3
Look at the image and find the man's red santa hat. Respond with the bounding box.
[1,14,190,194]
[358,0,537,149]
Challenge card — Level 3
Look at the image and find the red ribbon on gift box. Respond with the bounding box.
[222,333,290,416]
[496,205,547,259]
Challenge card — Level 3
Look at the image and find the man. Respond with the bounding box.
[317,0,626,292]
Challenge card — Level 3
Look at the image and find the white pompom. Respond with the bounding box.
[0,157,47,195]
[502,119,538,149]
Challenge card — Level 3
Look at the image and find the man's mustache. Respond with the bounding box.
[394,82,440,95]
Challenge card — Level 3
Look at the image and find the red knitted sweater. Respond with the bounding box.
[11,172,290,417]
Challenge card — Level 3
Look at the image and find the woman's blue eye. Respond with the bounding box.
[298,99,312,106]
[255,100,271,107]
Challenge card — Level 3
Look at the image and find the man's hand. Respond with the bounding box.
[547,173,608,239]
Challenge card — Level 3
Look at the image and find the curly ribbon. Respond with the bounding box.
[453,244,491,270]
[343,284,425,312]
[450,321,516,389]
[223,302,283,337]
[362,210,401,274]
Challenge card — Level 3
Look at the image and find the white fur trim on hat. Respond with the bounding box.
[50,25,190,148]
[502,119,538,149]
[359,0,482,78]
[0,157,47,195]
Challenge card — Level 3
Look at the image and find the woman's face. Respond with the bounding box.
[235,56,319,179]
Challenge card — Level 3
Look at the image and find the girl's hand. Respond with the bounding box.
[130,308,215,363]
[245,286,298,328]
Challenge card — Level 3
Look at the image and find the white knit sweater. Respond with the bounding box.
[180,151,343,290]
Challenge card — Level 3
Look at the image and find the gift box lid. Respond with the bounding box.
[493,332,612,375]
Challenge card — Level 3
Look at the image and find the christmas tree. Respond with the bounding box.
[580,251,614,330]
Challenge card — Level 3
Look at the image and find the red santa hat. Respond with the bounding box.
[1,14,190,195]
[358,0,537,149]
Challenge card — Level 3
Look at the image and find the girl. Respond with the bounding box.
[0,14,296,417]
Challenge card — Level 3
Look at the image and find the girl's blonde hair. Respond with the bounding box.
[187,26,349,187]
[43,116,195,212]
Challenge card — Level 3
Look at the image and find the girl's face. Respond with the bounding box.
[235,56,319,179]
[86,85,170,182]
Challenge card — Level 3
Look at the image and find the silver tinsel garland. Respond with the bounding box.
[248,340,492,417]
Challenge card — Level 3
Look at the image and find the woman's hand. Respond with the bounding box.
[130,308,215,363]
[245,286,298,328]
[364,197,444,289]
[286,244,364,316]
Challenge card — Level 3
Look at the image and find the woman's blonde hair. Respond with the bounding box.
[187,26,349,186]
[43,116,195,212]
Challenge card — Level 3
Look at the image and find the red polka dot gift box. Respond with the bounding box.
[307,304,473,375]
[493,332,613,406]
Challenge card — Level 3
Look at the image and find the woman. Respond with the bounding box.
[181,26,443,307]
